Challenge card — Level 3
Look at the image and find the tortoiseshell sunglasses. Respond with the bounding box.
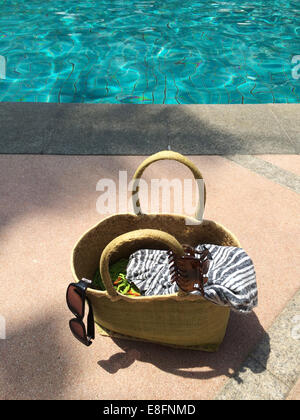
[66,278,95,346]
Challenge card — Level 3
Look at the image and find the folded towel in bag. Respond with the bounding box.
[126,244,257,313]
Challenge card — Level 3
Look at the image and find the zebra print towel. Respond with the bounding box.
[126,244,257,313]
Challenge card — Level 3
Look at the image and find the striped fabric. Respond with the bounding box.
[126,244,257,313]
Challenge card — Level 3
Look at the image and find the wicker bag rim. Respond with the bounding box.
[71,213,241,301]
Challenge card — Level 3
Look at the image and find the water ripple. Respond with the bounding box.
[0,0,299,103]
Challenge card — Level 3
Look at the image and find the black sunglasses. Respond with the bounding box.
[66,278,95,346]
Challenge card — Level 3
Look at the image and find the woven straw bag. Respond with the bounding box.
[71,151,240,351]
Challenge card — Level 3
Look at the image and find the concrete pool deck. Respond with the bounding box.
[0,103,299,400]
[0,103,299,155]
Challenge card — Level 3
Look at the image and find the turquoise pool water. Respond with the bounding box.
[0,0,299,103]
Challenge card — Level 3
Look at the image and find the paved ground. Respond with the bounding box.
[216,289,300,400]
[0,145,299,398]
[0,103,299,154]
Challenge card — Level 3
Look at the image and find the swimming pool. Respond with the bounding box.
[0,0,299,103]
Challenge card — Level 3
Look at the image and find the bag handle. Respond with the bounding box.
[99,229,185,297]
[131,151,206,220]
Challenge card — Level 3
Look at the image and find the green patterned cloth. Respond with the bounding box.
[93,258,140,296]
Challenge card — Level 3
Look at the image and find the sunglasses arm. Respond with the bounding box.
[86,298,95,340]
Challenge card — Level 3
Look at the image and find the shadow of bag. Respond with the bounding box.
[71,151,240,351]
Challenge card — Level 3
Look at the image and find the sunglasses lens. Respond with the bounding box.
[67,285,84,317]
[69,319,87,342]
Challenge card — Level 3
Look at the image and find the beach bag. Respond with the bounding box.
[71,151,240,351]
